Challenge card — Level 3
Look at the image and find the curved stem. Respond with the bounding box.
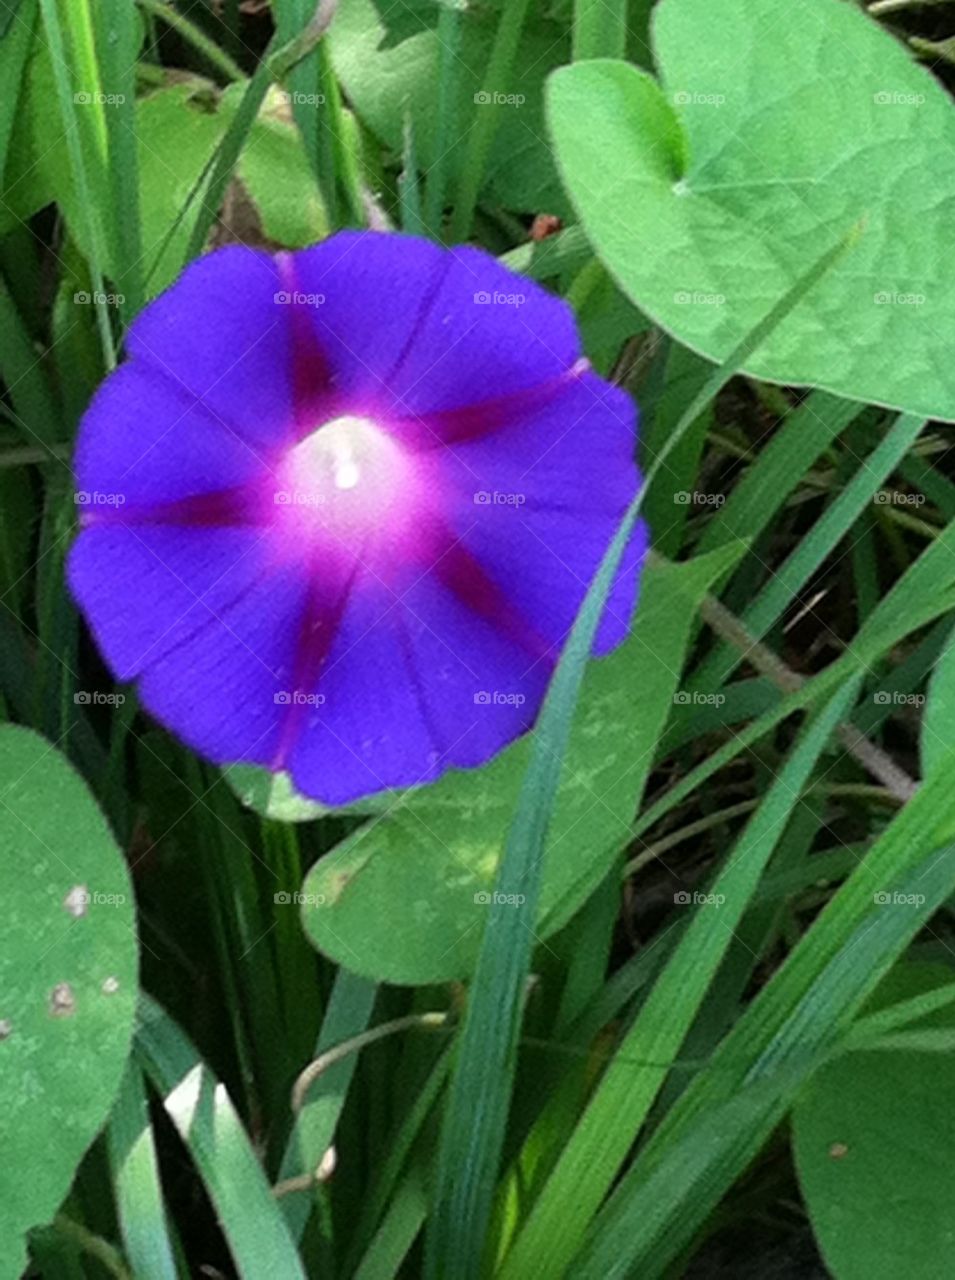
[292,1012,451,1111]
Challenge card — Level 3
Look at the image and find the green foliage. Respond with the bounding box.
[0,726,136,1278]
[548,0,955,420]
[793,967,955,1280]
[1,0,954,1274]
[329,0,572,216]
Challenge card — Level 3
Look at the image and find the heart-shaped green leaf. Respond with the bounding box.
[547,0,955,421]
[793,965,955,1280]
[300,546,741,985]
[0,726,137,1278]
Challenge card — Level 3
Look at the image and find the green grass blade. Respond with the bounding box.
[696,390,863,558]
[347,1048,452,1269]
[400,114,426,238]
[135,995,308,1280]
[577,833,955,1277]
[278,968,378,1241]
[95,0,144,325]
[572,0,626,61]
[0,0,38,183]
[136,0,246,83]
[448,0,533,242]
[424,225,856,1280]
[38,0,115,368]
[354,1166,429,1280]
[498,676,859,1278]
[693,410,928,690]
[179,61,273,270]
[423,0,463,237]
[107,1060,178,1280]
[0,284,62,446]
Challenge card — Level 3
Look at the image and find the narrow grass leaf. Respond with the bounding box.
[135,995,307,1280]
[107,1060,178,1280]
[354,1166,429,1280]
[425,227,857,1279]
[38,0,115,367]
[572,0,626,61]
[448,0,534,242]
[94,0,144,324]
[694,410,928,690]
[279,968,378,1240]
[399,113,426,238]
[424,0,463,237]
[577,835,955,1277]
[499,676,859,1278]
[0,0,37,181]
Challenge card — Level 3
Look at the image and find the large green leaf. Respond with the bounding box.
[793,995,955,1280]
[0,725,137,1279]
[300,545,740,985]
[547,0,955,421]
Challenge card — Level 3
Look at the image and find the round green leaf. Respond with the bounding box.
[547,0,955,421]
[0,726,137,1277]
[794,1044,955,1279]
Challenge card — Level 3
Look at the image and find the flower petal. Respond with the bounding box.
[284,231,448,407]
[428,373,642,656]
[288,232,580,419]
[68,525,273,681]
[73,363,276,512]
[388,243,581,415]
[136,561,311,766]
[287,570,549,805]
[125,246,300,448]
[286,576,438,804]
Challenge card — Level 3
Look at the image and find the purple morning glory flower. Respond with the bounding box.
[68,232,645,805]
